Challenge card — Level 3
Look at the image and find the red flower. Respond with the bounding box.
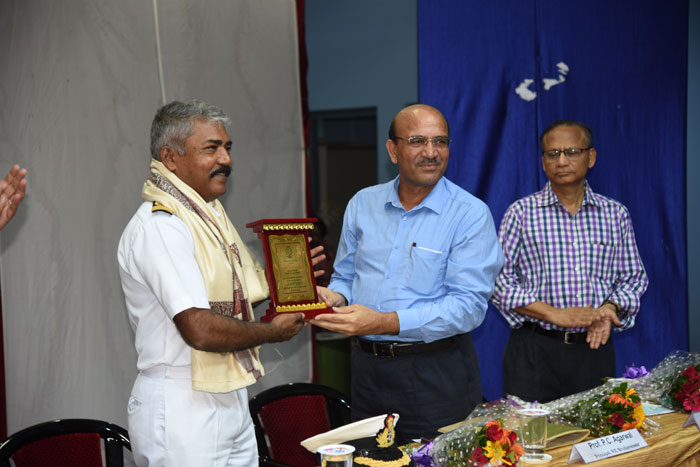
[506,430,517,446]
[683,393,700,412]
[469,446,489,464]
[681,380,697,394]
[485,424,504,442]
[606,413,625,427]
[682,365,699,380]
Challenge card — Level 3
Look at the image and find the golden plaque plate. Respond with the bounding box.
[246,218,332,321]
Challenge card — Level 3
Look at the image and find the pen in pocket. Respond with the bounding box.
[411,243,443,254]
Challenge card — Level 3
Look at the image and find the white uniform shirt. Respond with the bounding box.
[118,202,210,370]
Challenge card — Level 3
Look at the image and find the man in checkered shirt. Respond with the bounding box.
[491,120,648,403]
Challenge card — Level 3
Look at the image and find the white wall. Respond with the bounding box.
[0,0,309,433]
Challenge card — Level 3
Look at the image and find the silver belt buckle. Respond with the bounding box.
[372,342,394,357]
[564,331,575,344]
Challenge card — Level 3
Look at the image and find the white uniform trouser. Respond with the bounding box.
[127,366,258,467]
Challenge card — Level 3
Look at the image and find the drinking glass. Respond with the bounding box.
[518,408,552,463]
[318,444,355,467]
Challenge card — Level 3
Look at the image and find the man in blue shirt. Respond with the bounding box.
[312,104,503,442]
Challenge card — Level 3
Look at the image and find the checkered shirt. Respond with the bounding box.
[491,181,648,332]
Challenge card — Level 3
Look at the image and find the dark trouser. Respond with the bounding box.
[350,333,482,444]
[503,325,616,403]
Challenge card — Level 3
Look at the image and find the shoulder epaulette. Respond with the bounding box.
[152,201,173,215]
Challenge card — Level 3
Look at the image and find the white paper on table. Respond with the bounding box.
[568,429,647,464]
[683,411,700,430]
[641,402,674,416]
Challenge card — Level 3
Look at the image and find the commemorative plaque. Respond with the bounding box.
[246,218,332,322]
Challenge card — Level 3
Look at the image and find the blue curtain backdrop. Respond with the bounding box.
[418,0,688,401]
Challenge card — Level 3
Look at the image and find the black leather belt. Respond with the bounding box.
[521,321,588,345]
[356,337,454,357]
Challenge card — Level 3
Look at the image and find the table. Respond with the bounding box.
[544,412,700,466]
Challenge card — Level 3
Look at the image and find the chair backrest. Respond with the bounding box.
[0,419,131,467]
[249,383,351,467]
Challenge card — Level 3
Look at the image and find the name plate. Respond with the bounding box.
[683,411,700,430]
[246,218,332,322]
[568,429,647,464]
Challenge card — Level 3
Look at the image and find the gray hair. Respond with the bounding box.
[540,120,594,149]
[150,99,231,160]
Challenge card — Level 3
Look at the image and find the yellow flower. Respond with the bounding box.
[633,403,646,430]
[621,403,646,431]
[484,440,509,465]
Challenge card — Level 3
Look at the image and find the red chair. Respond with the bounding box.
[249,383,351,467]
[0,418,130,467]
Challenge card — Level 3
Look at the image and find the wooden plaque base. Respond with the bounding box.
[246,218,332,322]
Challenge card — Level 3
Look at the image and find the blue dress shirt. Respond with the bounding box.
[328,176,504,343]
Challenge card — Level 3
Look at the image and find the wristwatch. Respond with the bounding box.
[603,300,627,320]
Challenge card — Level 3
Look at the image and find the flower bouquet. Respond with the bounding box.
[467,420,524,466]
[632,350,700,411]
[541,380,655,439]
[666,364,700,411]
[413,399,526,467]
[414,418,523,467]
[552,382,647,437]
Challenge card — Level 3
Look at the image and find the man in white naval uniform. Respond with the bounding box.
[118,100,311,466]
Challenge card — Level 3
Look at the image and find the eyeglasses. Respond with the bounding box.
[542,147,591,162]
[395,136,452,149]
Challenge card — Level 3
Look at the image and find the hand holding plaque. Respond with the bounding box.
[246,218,333,322]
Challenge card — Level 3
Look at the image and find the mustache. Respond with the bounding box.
[210,166,232,178]
[417,156,441,166]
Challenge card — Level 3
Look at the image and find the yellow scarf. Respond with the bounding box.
[142,159,268,392]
